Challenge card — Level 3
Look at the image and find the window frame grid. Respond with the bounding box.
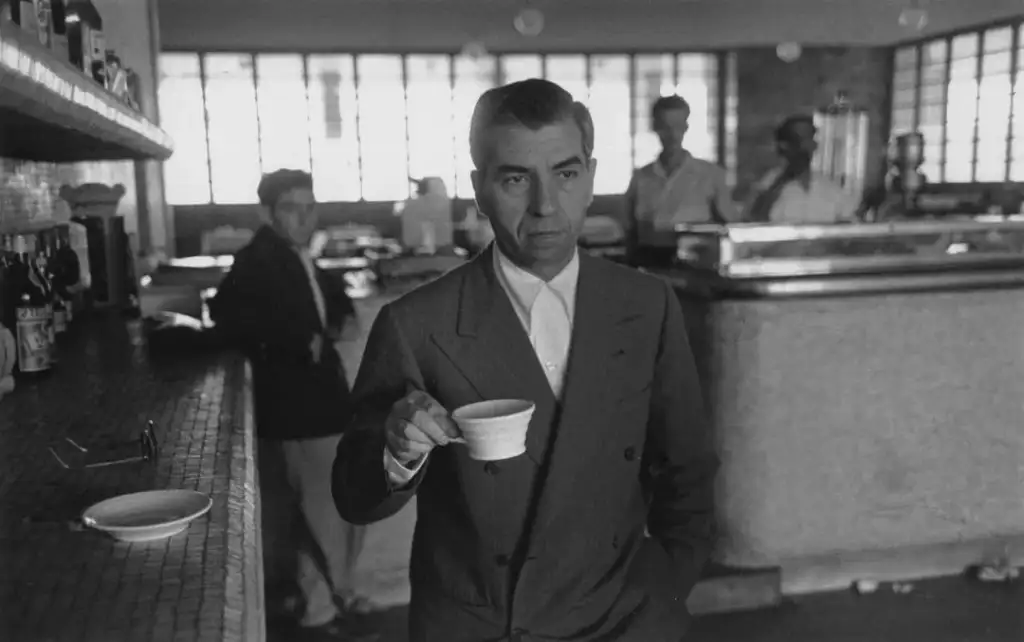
[888,18,1023,185]
[162,49,736,205]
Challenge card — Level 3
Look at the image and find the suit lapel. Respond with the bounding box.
[430,246,556,465]
[256,227,324,333]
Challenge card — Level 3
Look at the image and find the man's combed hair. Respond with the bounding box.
[257,169,314,208]
[775,114,816,144]
[651,94,691,121]
[469,78,595,170]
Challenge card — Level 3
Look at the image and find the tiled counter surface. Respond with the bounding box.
[0,318,263,642]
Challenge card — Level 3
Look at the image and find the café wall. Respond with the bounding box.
[159,0,1012,255]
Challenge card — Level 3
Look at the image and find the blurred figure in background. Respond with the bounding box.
[746,115,860,224]
[397,176,454,254]
[210,169,377,641]
[625,94,739,265]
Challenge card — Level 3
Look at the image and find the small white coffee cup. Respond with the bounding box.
[450,399,536,461]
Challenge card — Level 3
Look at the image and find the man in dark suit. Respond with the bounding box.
[333,79,719,642]
[210,170,376,640]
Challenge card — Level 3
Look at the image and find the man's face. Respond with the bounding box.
[779,121,818,166]
[269,187,318,247]
[653,107,690,152]
[471,119,596,279]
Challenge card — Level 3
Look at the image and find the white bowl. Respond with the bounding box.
[82,489,212,542]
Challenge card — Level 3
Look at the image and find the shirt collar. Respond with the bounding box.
[652,149,693,179]
[492,243,579,313]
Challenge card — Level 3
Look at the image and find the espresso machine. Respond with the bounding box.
[813,91,870,200]
[892,132,926,214]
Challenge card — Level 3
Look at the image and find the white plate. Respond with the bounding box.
[81,489,212,542]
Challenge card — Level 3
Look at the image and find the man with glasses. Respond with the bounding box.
[210,170,376,641]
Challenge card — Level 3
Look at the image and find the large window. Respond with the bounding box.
[160,51,736,204]
[890,22,1022,183]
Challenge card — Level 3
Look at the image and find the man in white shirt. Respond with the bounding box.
[625,95,739,264]
[745,114,860,224]
[333,79,718,642]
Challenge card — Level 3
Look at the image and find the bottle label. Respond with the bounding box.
[90,30,105,62]
[16,306,52,373]
[34,0,52,48]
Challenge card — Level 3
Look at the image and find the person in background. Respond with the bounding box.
[746,114,861,224]
[333,79,718,642]
[624,94,739,265]
[209,170,376,642]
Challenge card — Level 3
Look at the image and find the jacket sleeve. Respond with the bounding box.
[642,279,720,600]
[333,303,428,525]
[209,249,313,362]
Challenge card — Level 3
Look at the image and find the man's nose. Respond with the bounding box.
[530,178,558,216]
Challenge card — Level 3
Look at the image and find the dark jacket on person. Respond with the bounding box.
[210,225,355,440]
[333,245,718,642]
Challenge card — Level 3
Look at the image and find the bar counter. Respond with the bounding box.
[654,219,1024,595]
[0,316,263,642]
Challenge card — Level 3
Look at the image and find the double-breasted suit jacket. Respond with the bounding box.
[333,245,718,642]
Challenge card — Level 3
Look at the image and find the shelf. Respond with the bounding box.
[0,21,173,163]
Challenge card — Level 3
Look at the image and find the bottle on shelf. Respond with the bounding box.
[11,1,39,37]
[12,235,52,378]
[33,0,53,49]
[50,0,69,61]
[65,0,104,85]
[41,231,68,337]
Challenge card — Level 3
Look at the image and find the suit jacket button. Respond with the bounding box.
[623,447,637,461]
[484,462,500,475]
[495,554,510,567]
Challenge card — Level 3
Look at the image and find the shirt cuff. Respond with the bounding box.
[383,446,427,487]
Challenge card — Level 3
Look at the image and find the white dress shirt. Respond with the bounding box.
[297,247,327,327]
[383,244,580,485]
[746,168,860,224]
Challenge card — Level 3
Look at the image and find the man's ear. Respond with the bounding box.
[258,205,273,225]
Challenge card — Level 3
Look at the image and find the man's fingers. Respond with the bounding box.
[406,391,461,441]
[398,419,435,446]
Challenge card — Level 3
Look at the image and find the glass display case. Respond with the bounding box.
[674,218,1024,280]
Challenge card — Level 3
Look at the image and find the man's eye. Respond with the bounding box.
[502,175,528,187]
[558,170,579,180]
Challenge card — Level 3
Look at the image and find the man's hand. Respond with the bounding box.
[385,390,461,466]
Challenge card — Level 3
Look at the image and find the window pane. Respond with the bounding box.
[405,55,455,197]
[918,124,943,148]
[158,53,210,205]
[919,83,945,104]
[894,46,918,72]
[308,55,362,202]
[204,54,262,204]
[918,103,944,129]
[890,108,915,135]
[921,63,947,85]
[356,55,410,201]
[453,55,496,199]
[255,54,311,173]
[545,55,588,103]
[893,69,918,88]
[1012,157,1024,182]
[676,54,718,162]
[949,57,977,80]
[501,55,542,84]
[951,33,979,60]
[982,50,1011,75]
[943,141,974,182]
[975,141,1008,181]
[922,40,948,66]
[984,27,1013,53]
[633,55,674,168]
[892,86,916,107]
[946,77,978,136]
[977,73,1012,140]
[588,55,632,195]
